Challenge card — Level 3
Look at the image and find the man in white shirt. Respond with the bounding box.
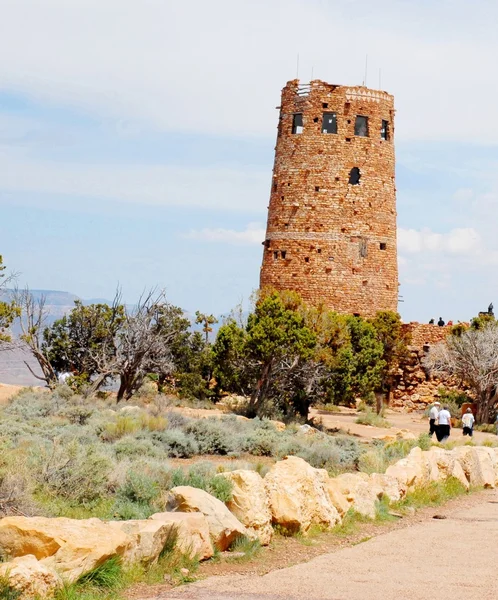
[437,405,452,442]
[462,408,475,437]
[428,402,440,437]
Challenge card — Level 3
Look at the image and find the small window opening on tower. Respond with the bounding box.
[380,242,387,250]
[315,186,320,192]
[348,167,361,185]
[284,223,289,228]
[322,102,328,108]
[381,120,389,140]
[281,250,287,259]
[273,251,279,260]
[354,115,369,137]
[359,238,368,258]
[291,113,303,134]
[317,248,322,253]
[362,280,368,287]
[265,240,270,249]
[313,117,319,123]
[345,137,351,142]
[305,257,310,263]
[321,112,337,134]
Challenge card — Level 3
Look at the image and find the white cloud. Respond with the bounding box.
[0,149,268,212]
[183,222,265,245]
[1,1,498,142]
[398,227,482,255]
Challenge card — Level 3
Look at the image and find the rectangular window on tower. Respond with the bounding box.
[381,120,389,140]
[354,115,369,137]
[291,113,303,134]
[321,112,337,134]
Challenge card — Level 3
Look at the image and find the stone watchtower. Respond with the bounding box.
[260,79,398,317]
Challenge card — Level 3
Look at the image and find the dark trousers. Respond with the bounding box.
[463,426,473,437]
[429,419,436,436]
[437,424,450,441]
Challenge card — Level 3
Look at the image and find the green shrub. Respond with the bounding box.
[117,471,159,505]
[296,436,360,472]
[114,436,163,459]
[184,419,239,455]
[476,423,496,433]
[4,389,64,420]
[111,498,155,520]
[393,477,467,511]
[241,429,279,456]
[101,416,140,441]
[355,409,391,428]
[62,405,94,425]
[0,576,22,600]
[170,465,233,502]
[77,556,123,588]
[31,441,113,503]
[151,429,199,458]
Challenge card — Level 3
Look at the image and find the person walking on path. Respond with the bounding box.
[437,405,452,442]
[462,408,475,437]
[429,402,440,437]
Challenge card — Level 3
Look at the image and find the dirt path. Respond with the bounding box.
[148,490,498,600]
[310,407,497,444]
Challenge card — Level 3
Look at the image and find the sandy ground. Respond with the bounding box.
[152,490,498,600]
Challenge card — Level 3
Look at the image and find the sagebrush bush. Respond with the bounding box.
[170,464,233,502]
[117,471,160,505]
[30,440,113,503]
[297,437,359,472]
[184,419,239,455]
[241,428,279,456]
[151,429,199,458]
[114,436,164,460]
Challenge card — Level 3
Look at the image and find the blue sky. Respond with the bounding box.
[1,0,498,322]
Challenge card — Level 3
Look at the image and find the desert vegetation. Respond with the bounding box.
[0,386,439,523]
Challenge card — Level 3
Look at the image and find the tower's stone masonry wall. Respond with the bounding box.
[393,323,468,412]
[402,323,452,348]
[260,79,398,317]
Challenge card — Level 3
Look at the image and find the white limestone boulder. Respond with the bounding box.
[150,512,214,560]
[264,456,340,533]
[219,470,273,545]
[169,486,252,551]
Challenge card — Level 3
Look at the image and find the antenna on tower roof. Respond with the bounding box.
[363,54,368,86]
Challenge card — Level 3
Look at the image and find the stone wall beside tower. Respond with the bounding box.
[260,79,398,317]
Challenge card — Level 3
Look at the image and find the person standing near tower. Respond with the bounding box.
[462,408,475,437]
[428,401,440,437]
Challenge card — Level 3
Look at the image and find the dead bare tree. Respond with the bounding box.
[113,290,176,401]
[12,287,58,387]
[424,324,498,423]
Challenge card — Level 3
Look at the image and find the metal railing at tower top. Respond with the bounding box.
[296,83,311,97]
